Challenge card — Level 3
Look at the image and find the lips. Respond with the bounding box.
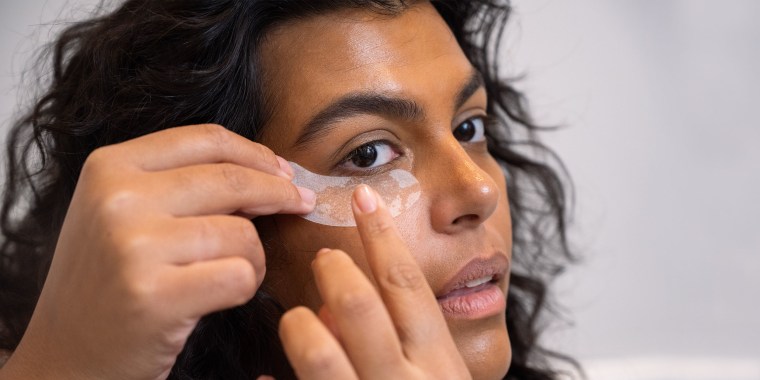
[435,254,509,319]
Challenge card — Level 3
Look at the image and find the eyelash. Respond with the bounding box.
[339,139,401,174]
[338,115,491,174]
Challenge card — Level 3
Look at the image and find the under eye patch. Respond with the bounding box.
[290,162,421,227]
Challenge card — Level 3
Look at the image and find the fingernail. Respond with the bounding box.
[276,156,294,179]
[354,184,377,214]
[297,186,316,207]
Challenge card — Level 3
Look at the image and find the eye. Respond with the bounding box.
[453,116,486,143]
[342,141,399,170]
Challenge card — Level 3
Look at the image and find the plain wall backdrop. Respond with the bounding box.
[2,1,759,379]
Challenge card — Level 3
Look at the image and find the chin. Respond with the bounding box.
[451,317,511,380]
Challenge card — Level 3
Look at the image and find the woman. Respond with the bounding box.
[0,0,576,379]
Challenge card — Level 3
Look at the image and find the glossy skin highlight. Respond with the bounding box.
[257,3,513,379]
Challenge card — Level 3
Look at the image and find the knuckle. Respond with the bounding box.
[254,261,267,288]
[236,218,261,248]
[193,219,221,260]
[118,231,153,257]
[219,164,249,195]
[334,288,376,318]
[242,223,260,247]
[231,218,264,270]
[123,271,158,311]
[299,345,338,373]
[199,123,231,148]
[268,177,301,205]
[253,143,278,165]
[171,167,194,189]
[384,262,426,292]
[96,188,140,220]
[156,325,192,353]
[225,260,257,304]
[81,147,114,178]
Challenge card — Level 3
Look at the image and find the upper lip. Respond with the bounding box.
[435,253,510,299]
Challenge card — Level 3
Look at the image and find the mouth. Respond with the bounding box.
[435,255,509,320]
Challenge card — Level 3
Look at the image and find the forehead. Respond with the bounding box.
[258,2,474,148]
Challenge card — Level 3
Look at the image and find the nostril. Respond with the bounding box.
[452,214,480,226]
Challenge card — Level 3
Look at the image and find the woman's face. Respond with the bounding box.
[256,2,513,378]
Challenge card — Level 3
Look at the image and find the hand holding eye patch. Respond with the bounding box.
[278,185,472,380]
[1,124,315,380]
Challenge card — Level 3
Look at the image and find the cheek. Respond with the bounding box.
[257,215,369,310]
[257,198,433,311]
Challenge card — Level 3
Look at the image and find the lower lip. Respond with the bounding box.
[437,283,506,319]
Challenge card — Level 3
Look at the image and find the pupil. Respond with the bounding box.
[351,144,377,167]
[454,121,475,141]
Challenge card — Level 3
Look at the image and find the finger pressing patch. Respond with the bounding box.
[290,162,421,227]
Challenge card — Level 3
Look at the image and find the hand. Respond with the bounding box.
[278,185,472,379]
[0,124,315,380]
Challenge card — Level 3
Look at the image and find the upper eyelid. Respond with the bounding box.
[331,127,400,160]
[453,114,487,128]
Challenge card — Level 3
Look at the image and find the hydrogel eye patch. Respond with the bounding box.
[290,162,421,227]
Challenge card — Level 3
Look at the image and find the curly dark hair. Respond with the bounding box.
[0,0,578,378]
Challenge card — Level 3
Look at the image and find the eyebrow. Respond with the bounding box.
[293,68,485,149]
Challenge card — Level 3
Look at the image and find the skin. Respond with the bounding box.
[258,3,512,379]
[0,124,316,380]
[0,2,512,380]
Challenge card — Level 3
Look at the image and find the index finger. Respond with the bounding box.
[111,124,292,178]
[350,185,458,354]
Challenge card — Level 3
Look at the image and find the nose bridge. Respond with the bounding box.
[424,137,500,234]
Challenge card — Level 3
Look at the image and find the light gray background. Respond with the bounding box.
[2,1,758,379]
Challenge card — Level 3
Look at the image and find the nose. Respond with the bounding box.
[426,140,500,235]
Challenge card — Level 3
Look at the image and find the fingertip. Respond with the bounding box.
[297,186,317,210]
[280,306,317,337]
[311,248,330,271]
[352,184,378,214]
[276,156,294,179]
[230,258,259,305]
[312,248,336,268]
[255,263,266,289]
[312,248,351,272]
[281,305,313,323]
